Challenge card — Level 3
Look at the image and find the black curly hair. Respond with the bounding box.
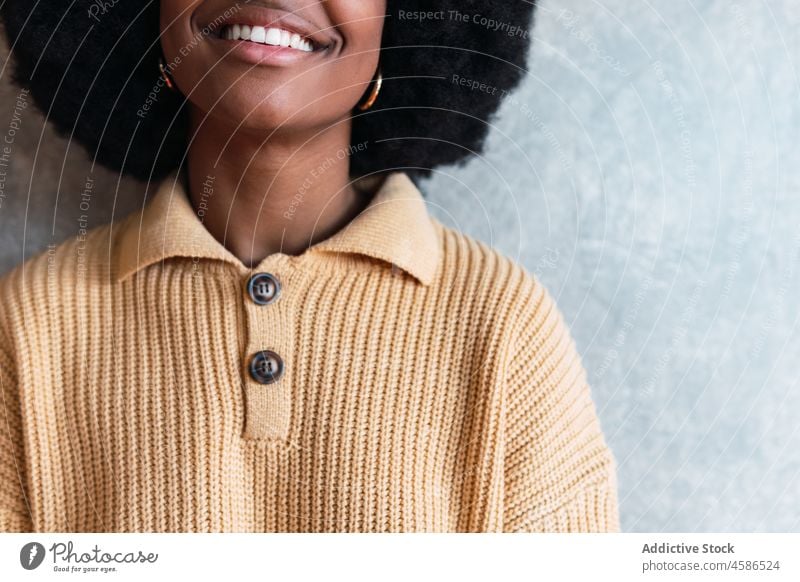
[1,1,536,182]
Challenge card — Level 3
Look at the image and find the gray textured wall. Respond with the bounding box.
[1,0,798,532]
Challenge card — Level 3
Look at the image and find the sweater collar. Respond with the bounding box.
[114,170,440,285]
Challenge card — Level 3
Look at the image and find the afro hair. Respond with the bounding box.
[1,1,536,182]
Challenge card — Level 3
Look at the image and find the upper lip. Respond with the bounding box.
[199,2,336,50]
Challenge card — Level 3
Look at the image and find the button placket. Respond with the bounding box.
[249,349,284,384]
[247,272,281,305]
[241,264,295,441]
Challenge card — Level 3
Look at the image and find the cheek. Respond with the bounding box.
[332,5,385,85]
[160,0,198,56]
[330,0,387,25]
[333,1,386,52]
[159,0,208,93]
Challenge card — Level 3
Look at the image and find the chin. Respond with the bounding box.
[188,81,354,136]
[196,96,329,137]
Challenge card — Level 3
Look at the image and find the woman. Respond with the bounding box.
[0,0,619,532]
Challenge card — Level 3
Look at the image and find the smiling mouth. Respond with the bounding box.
[218,24,319,53]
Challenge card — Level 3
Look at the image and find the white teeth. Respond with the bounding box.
[251,26,266,43]
[223,24,315,52]
[264,27,281,45]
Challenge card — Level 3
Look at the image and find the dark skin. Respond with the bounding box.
[160,0,387,266]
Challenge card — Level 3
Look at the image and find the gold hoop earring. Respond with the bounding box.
[357,68,382,111]
[158,58,176,91]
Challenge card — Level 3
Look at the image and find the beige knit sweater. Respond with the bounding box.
[0,171,619,532]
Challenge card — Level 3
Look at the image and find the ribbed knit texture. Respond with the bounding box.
[0,172,619,533]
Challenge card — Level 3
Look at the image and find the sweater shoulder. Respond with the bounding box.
[431,219,576,366]
[431,219,553,316]
[0,218,121,327]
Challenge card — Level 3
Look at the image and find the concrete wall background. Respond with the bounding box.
[2,0,799,531]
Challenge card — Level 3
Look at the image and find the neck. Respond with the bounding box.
[185,108,370,268]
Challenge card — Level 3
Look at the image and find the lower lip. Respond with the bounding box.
[209,36,324,66]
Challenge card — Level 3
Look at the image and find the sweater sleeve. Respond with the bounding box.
[503,273,620,532]
[0,311,32,532]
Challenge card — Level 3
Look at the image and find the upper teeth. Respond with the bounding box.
[223,24,314,52]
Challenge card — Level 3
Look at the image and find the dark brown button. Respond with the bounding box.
[249,350,284,384]
[247,272,281,305]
